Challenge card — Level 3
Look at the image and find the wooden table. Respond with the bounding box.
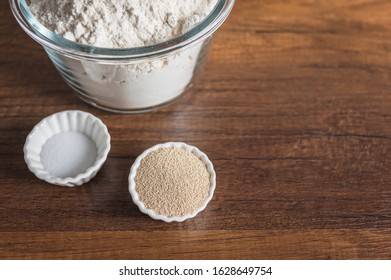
[1,0,390,259]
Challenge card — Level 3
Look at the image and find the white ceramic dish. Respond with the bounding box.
[129,142,216,222]
[24,110,111,187]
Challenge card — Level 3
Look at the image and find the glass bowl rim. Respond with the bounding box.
[9,0,235,60]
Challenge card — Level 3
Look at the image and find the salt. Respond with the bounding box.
[40,132,97,178]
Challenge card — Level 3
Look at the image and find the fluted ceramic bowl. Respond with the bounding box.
[129,142,216,222]
[24,110,111,187]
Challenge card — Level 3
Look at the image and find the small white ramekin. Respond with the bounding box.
[24,110,111,187]
[128,142,216,222]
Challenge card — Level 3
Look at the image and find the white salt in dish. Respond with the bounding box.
[24,110,111,187]
[128,142,216,222]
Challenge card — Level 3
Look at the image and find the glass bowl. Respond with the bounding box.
[10,0,235,113]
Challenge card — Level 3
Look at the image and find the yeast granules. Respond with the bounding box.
[135,147,211,217]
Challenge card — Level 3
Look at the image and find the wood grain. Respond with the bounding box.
[0,230,390,260]
[1,0,391,259]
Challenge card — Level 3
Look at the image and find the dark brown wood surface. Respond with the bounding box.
[1,0,391,259]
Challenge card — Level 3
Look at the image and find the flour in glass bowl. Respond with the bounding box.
[28,0,219,111]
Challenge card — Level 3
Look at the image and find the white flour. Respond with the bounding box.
[30,0,217,48]
[29,0,218,110]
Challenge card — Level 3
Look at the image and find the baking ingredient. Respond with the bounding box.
[29,0,218,48]
[135,147,211,217]
[40,131,97,178]
[28,0,218,110]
